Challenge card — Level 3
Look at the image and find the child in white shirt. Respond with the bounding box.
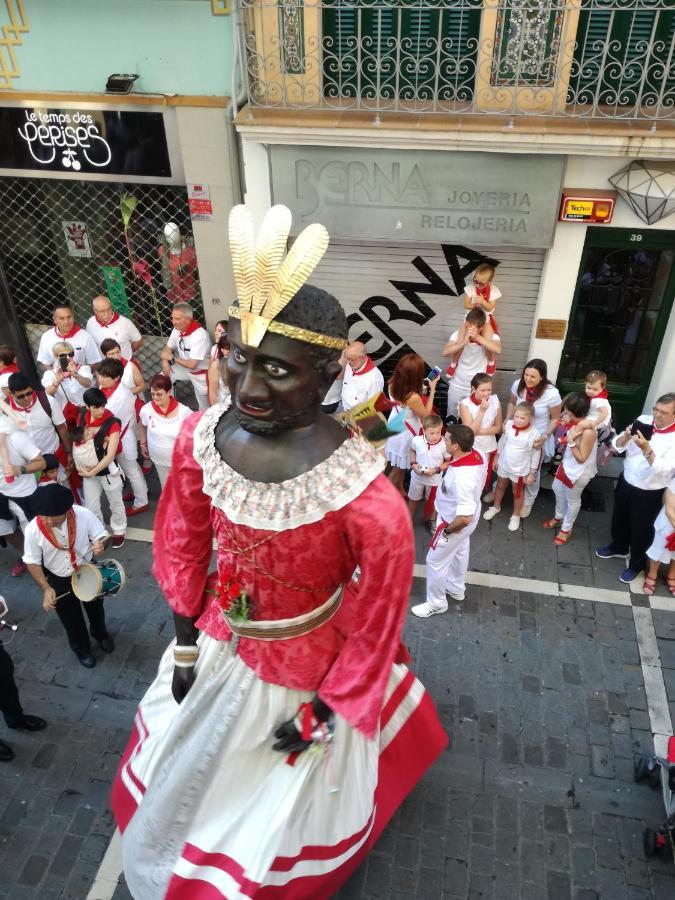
[408,414,450,527]
[445,263,501,378]
[567,369,612,446]
[483,401,541,531]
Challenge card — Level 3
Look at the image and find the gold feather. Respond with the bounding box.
[262,223,329,321]
[228,205,256,311]
[251,205,292,316]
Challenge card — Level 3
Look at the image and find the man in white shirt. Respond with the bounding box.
[37,304,102,372]
[340,342,384,412]
[86,295,143,360]
[23,483,112,668]
[412,424,484,617]
[96,358,149,515]
[0,429,45,575]
[160,304,212,410]
[596,393,675,584]
[442,308,502,419]
[7,373,70,466]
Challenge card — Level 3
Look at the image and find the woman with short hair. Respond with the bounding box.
[99,338,145,398]
[138,374,193,489]
[504,358,562,515]
[41,341,92,428]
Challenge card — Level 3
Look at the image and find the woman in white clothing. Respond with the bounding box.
[207,321,230,407]
[42,341,92,428]
[546,392,597,547]
[138,374,193,489]
[505,358,562,515]
[384,353,439,495]
[644,477,675,596]
[100,338,145,398]
[459,373,503,493]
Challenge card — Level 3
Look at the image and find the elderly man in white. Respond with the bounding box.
[160,304,212,410]
[86,295,143,361]
[340,341,384,412]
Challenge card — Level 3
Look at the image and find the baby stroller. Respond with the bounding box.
[634,737,675,861]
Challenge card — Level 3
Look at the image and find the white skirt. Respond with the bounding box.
[384,428,414,469]
[647,530,675,565]
[113,634,446,899]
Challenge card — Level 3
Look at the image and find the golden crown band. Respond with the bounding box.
[228,306,347,351]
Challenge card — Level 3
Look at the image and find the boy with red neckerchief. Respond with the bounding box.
[407,414,451,528]
[412,423,484,617]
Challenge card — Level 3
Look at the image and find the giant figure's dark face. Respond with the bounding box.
[226,319,334,435]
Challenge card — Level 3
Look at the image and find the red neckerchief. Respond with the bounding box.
[38,474,57,484]
[179,319,201,338]
[36,509,79,570]
[151,397,178,417]
[95,312,120,327]
[121,357,141,372]
[100,384,119,399]
[85,409,114,428]
[512,422,531,436]
[475,282,491,301]
[525,387,537,404]
[353,357,375,376]
[450,449,483,467]
[654,420,675,434]
[55,324,81,339]
[0,363,18,376]
[425,437,443,451]
[593,389,608,400]
[9,394,36,412]
[469,393,481,406]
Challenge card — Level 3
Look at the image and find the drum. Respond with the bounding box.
[71,559,126,602]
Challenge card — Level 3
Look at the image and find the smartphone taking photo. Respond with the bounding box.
[630,420,655,441]
[58,354,69,372]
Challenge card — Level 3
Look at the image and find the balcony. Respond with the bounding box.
[234,0,675,122]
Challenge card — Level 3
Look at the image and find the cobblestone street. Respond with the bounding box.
[1,474,675,899]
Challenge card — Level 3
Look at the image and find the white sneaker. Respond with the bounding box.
[508,515,520,531]
[446,591,465,603]
[483,506,501,521]
[519,505,532,519]
[411,600,448,618]
[483,490,495,504]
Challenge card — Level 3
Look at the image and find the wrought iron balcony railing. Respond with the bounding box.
[234,0,675,121]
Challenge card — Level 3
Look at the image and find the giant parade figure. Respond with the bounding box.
[111,205,447,899]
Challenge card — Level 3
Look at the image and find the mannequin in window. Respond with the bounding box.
[158,222,198,304]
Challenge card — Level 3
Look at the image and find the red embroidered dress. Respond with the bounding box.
[112,401,446,899]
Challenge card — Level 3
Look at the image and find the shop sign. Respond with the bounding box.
[535,318,567,340]
[0,107,171,177]
[270,146,564,248]
[559,188,616,223]
[62,221,92,258]
[188,183,213,221]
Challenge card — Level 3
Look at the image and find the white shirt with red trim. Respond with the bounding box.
[86,313,142,360]
[410,435,449,486]
[167,324,212,381]
[9,394,65,456]
[434,448,485,524]
[102,383,137,459]
[511,380,562,436]
[588,396,612,426]
[37,326,102,367]
[139,401,193,468]
[497,420,541,479]
[42,365,93,410]
[612,416,675,491]
[0,430,41,498]
[448,330,500,399]
[341,358,384,411]
[459,394,501,456]
[23,505,108,577]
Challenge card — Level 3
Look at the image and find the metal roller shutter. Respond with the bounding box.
[313,240,545,407]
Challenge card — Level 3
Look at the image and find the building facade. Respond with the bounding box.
[234,0,675,425]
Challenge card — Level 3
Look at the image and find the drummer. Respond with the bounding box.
[22,483,113,668]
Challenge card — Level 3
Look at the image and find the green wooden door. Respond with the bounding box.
[322,2,481,102]
[569,5,675,108]
[558,228,675,428]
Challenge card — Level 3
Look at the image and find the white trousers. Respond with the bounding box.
[82,472,127,535]
[119,455,149,507]
[425,516,479,607]
[154,463,170,490]
[446,382,467,420]
[190,374,209,411]
[552,472,593,532]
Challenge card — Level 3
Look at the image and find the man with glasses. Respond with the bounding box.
[36,303,102,373]
[7,374,71,482]
[86,295,143,361]
[160,304,211,410]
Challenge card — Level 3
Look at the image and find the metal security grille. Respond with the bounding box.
[0,177,204,377]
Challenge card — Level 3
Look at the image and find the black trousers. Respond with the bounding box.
[609,474,665,573]
[45,570,107,656]
[0,644,23,726]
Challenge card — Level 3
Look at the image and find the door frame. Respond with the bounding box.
[558,226,675,428]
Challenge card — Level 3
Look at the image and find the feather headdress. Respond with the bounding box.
[228,204,345,350]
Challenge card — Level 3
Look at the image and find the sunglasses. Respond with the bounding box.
[59,352,75,358]
[14,390,33,400]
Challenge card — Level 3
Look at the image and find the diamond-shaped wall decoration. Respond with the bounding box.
[609,160,675,225]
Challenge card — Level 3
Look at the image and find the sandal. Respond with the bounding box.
[643,574,658,596]
[667,577,675,597]
[542,518,561,529]
[554,529,572,546]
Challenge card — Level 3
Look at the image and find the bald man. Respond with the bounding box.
[86,295,143,361]
[340,341,384,411]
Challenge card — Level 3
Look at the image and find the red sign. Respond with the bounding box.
[188,183,213,221]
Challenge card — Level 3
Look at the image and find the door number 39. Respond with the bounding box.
[630,234,643,241]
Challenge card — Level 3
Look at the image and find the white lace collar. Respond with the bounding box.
[193,400,385,531]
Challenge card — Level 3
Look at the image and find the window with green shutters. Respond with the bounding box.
[569,4,675,111]
[321,2,481,103]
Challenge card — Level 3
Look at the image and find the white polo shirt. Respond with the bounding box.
[9,394,65,455]
[37,326,102,368]
[23,504,108,577]
[341,359,384,411]
[86,313,142,360]
[612,417,675,491]
[0,430,42,498]
[435,449,485,525]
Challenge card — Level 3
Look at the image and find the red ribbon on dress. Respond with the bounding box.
[179,319,202,338]
[36,509,79,571]
[666,532,675,552]
[151,397,178,417]
[352,357,376,376]
[95,312,120,327]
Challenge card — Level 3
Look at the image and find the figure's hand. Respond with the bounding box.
[633,431,650,452]
[533,436,546,450]
[91,539,105,556]
[160,347,174,362]
[480,398,489,411]
[272,698,333,755]
[42,587,57,611]
[67,361,78,376]
[172,665,196,704]
[53,368,65,385]
[428,375,440,389]
[140,441,150,459]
